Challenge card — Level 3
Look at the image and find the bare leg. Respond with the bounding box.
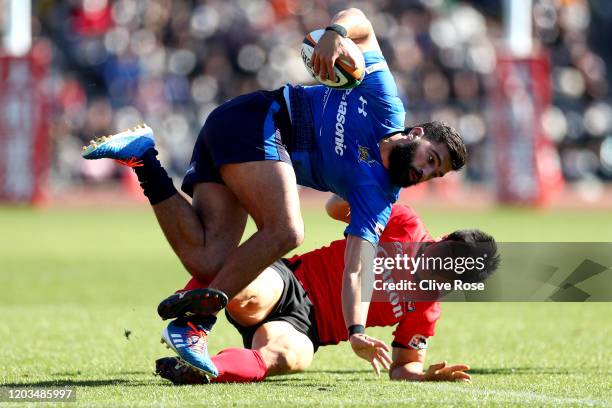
[228,269,314,375]
[150,183,247,283]
[252,321,314,376]
[226,267,284,327]
[205,160,303,300]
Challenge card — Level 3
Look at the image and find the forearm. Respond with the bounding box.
[389,362,426,382]
[389,355,472,382]
[341,268,367,327]
[330,8,373,42]
[341,237,376,328]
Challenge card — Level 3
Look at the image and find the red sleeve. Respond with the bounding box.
[392,302,441,349]
[379,205,431,243]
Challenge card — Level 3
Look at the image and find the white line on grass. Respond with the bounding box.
[432,383,608,406]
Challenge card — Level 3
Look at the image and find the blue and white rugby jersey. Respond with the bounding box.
[286,51,406,245]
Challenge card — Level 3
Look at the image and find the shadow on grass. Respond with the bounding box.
[468,367,573,375]
[51,372,83,377]
[4,379,153,388]
[263,369,377,386]
[51,370,151,377]
[306,370,372,375]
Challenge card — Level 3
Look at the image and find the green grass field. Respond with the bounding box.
[1,204,611,407]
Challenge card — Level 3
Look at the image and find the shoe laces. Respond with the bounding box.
[114,157,144,167]
[185,322,208,354]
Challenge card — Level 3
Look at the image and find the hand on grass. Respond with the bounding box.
[349,333,393,376]
[423,361,471,382]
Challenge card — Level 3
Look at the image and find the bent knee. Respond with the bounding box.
[265,347,311,374]
[226,293,264,325]
[268,224,304,254]
[279,348,311,373]
[279,226,304,251]
[180,251,223,282]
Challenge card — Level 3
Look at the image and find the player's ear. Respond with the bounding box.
[409,127,424,139]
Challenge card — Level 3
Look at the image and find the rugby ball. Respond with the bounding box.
[301,29,365,89]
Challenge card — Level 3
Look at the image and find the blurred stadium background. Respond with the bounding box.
[2,0,612,207]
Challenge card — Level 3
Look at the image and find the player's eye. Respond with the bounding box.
[428,155,434,164]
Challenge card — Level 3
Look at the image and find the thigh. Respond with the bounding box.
[252,321,314,376]
[226,266,285,327]
[192,182,247,261]
[219,161,302,232]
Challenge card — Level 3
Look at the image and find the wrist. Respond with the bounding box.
[348,324,365,336]
[325,23,348,38]
[390,366,427,382]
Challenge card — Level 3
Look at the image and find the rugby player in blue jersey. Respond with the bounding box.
[82,8,466,378]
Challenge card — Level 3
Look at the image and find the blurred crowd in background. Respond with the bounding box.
[18,0,612,188]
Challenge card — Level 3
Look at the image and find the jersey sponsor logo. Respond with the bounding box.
[334,90,352,156]
[408,334,428,350]
[377,242,406,318]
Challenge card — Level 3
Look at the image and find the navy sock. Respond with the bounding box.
[133,148,177,205]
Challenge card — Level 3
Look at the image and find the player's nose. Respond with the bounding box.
[420,166,438,181]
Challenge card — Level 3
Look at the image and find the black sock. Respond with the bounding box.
[133,148,177,205]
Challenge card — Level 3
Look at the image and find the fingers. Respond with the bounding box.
[368,337,390,352]
[342,50,357,67]
[437,363,472,382]
[320,58,333,82]
[312,52,320,76]
[429,361,447,372]
[370,359,381,377]
[375,350,391,371]
[376,348,393,368]
[452,371,472,382]
[445,364,470,372]
[327,58,336,82]
[311,52,336,82]
[312,46,327,81]
[318,58,328,81]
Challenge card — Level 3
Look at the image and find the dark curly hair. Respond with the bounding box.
[442,229,501,283]
[409,121,467,171]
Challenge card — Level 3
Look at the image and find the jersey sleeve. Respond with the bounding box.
[359,51,405,137]
[392,302,441,349]
[344,185,392,245]
[379,205,432,243]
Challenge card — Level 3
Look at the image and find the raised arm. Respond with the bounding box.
[327,8,380,51]
[312,8,380,82]
[390,347,472,382]
[342,235,392,375]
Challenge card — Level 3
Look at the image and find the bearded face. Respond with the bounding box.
[387,140,423,187]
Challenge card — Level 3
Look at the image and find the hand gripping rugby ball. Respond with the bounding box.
[301,29,365,89]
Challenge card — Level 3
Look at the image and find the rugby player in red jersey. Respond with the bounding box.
[155,202,500,384]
